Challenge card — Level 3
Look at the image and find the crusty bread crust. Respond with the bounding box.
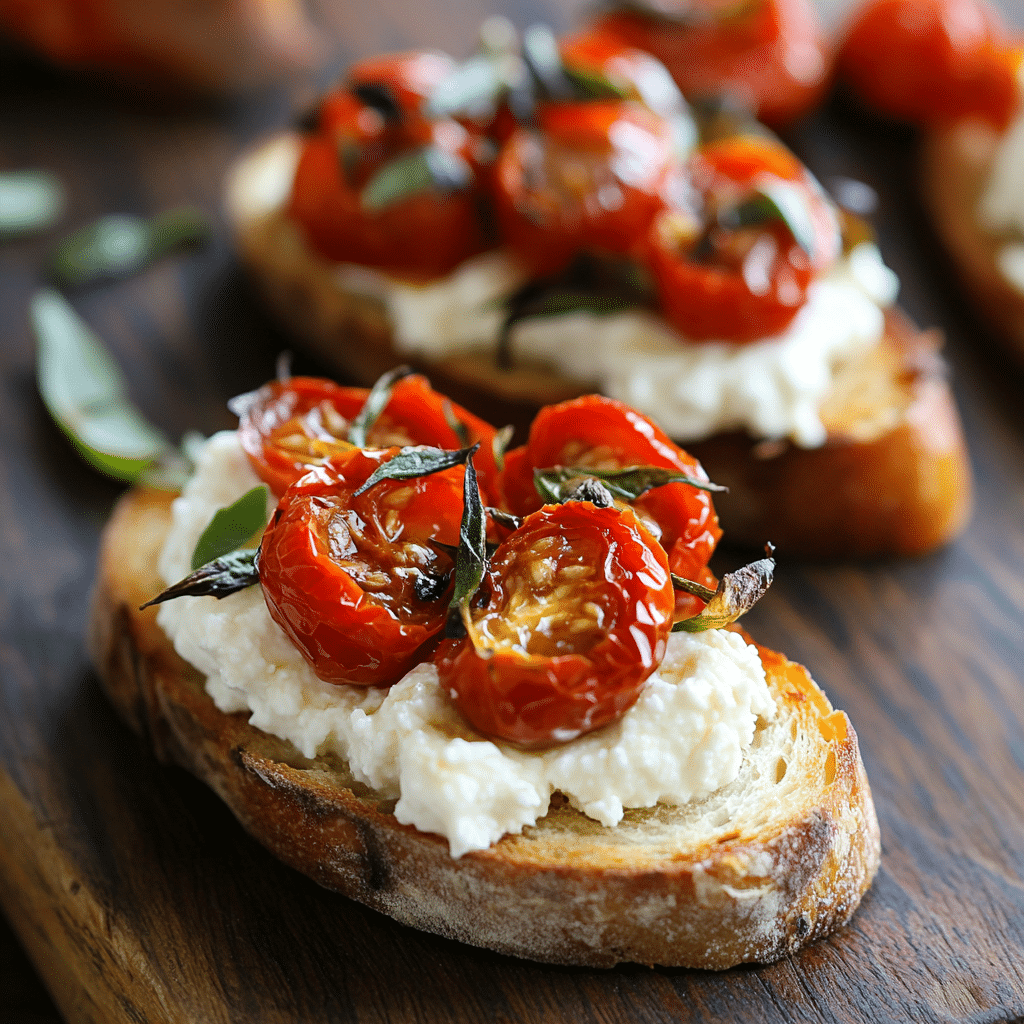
[226,134,972,558]
[921,122,1024,364]
[88,486,881,969]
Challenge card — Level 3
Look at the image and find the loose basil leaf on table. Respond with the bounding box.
[140,548,261,609]
[0,170,65,236]
[672,546,775,633]
[32,288,169,482]
[49,206,209,287]
[190,485,270,571]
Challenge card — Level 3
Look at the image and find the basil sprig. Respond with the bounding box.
[448,446,488,637]
[140,549,261,610]
[533,464,726,505]
[32,289,169,482]
[360,147,473,212]
[190,485,269,571]
[718,180,818,257]
[346,365,412,447]
[49,207,209,287]
[0,170,65,236]
[353,444,479,496]
[672,545,775,633]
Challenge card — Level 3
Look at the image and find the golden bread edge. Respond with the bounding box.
[88,486,881,969]
[227,133,972,558]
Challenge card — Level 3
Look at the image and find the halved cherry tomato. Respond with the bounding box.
[838,0,1020,129]
[592,0,830,126]
[234,374,501,501]
[259,447,464,685]
[493,100,676,276]
[645,134,840,342]
[498,394,721,616]
[436,500,675,747]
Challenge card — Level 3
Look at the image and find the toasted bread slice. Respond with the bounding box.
[921,121,1024,364]
[226,134,972,558]
[88,486,880,969]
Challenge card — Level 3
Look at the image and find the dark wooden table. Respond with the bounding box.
[2,1,1024,1021]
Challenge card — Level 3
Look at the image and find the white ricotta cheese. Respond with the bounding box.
[978,65,1024,240]
[331,243,897,449]
[156,432,777,857]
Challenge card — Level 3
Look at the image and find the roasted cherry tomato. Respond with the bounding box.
[259,447,464,685]
[436,500,675,747]
[645,134,840,342]
[493,100,676,275]
[592,0,830,126]
[498,394,721,616]
[838,0,1020,129]
[234,374,501,501]
[288,124,488,278]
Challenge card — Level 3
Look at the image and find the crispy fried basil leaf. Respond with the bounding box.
[360,146,473,211]
[486,506,523,532]
[32,289,169,482]
[140,549,260,609]
[50,207,209,287]
[563,64,630,101]
[346,365,413,447]
[353,444,477,496]
[492,424,515,471]
[190,485,269,571]
[672,546,775,633]
[719,180,817,257]
[521,23,574,101]
[448,445,487,637]
[534,463,725,505]
[426,53,505,120]
[0,170,65,236]
[351,81,404,123]
[443,399,471,446]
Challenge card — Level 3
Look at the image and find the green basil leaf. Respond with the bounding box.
[533,463,725,505]
[360,147,473,212]
[443,399,471,447]
[49,207,209,287]
[719,180,817,257]
[563,64,630,101]
[448,446,487,636]
[492,424,515,471]
[140,548,260,609]
[353,444,476,496]
[671,548,775,633]
[346,364,413,447]
[521,23,574,101]
[32,289,169,481]
[0,170,65,236]
[190,486,269,571]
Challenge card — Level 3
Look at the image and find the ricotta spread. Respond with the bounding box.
[156,431,777,857]
[335,243,898,449]
[978,64,1024,241]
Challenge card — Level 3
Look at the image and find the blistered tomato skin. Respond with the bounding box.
[646,135,841,342]
[493,100,676,276]
[235,374,501,500]
[259,447,465,686]
[497,394,721,614]
[437,501,675,748]
[592,0,830,126]
[838,0,1020,130]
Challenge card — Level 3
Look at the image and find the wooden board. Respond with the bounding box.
[2,1,1024,1021]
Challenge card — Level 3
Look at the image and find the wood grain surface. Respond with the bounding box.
[2,0,1024,1021]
